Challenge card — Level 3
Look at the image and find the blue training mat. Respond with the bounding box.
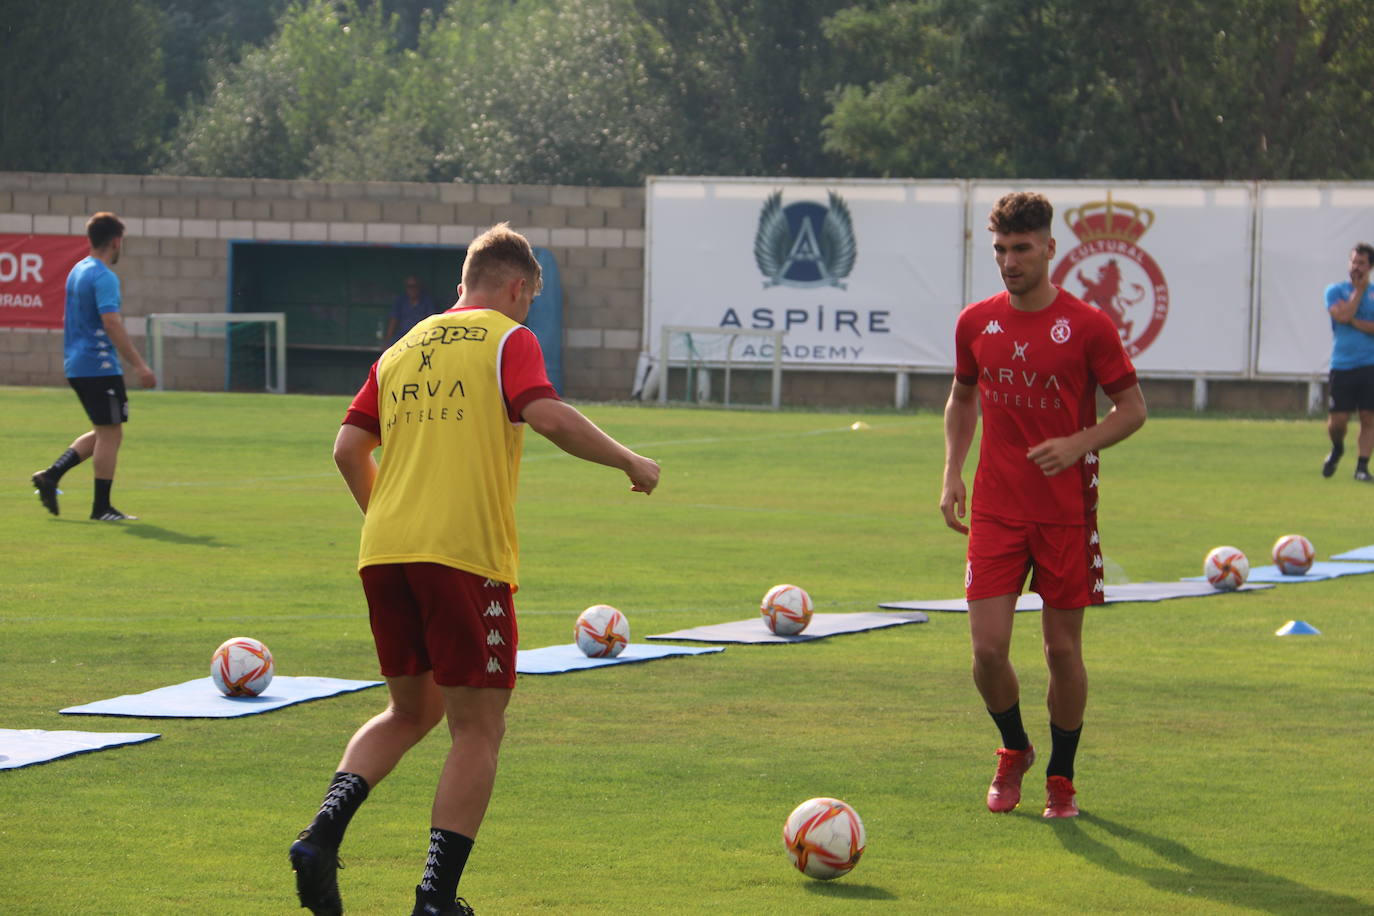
[1182,561,1374,584]
[1331,545,1374,562]
[59,675,383,718]
[516,643,723,674]
[0,728,160,770]
[646,611,928,645]
[879,581,1274,613]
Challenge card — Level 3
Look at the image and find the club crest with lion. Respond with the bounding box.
[1051,193,1169,357]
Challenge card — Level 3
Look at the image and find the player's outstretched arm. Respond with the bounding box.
[940,380,978,535]
[334,423,381,513]
[522,398,660,494]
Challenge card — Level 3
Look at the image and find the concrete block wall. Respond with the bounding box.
[0,172,645,400]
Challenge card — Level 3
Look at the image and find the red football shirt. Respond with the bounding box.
[344,306,558,435]
[954,288,1137,525]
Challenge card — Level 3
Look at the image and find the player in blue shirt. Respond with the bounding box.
[1322,243,1374,481]
[30,212,156,520]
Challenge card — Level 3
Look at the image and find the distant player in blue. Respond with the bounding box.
[1323,242,1374,482]
[30,212,156,520]
[384,275,437,346]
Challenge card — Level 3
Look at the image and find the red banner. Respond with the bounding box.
[0,234,89,329]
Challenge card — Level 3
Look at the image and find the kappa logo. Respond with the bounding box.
[1092,555,1104,569]
[1085,452,1099,465]
[1050,318,1071,344]
[1012,340,1029,361]
[482,578,501,588]
[486,630,505,647]
[483,601,505,617]
[754,190,856,289]
[982,320,1004,335]
[1093,578,1105,593]
[1089,473,1099,488]
[1089,530,1100,545]
[1052,192,1170,357]
[486,658,503,674]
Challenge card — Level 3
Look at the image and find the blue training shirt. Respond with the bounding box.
[63,256,123,378]
[1326,281,1374,370]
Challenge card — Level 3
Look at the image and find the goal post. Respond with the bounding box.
[147,312,287,393]
[658,325,784,409]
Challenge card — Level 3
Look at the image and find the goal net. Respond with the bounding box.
[657,325,784,409]
[146,312,286,393]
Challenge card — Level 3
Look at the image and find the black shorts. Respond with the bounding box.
[68,376,129,426]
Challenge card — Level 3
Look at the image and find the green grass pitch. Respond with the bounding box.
[2,385,1372,914]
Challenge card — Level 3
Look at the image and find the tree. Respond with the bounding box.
[0,0,168,173]
[162,0,405,179]
[821,0,1374,181]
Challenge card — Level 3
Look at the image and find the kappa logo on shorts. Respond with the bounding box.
[1093,578,1104,593]
[483,601,505,617]
[486,629,505,646]
[483,578,501,588]
[1092,555,1103,569]
[1089,530,1100,545]
[1089,473,1099,488]
[486,657,503,674]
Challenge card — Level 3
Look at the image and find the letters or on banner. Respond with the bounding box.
[0,234,88,329]
[646,178,966,368]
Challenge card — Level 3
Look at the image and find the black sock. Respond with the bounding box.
[45,447,83,483]
[92,478,113,514]
[303,771,370,850]
[1359,457,1370,473]
[417,828,474,906]
[1330,441,1345,458]
[1046,722,1083,781]
[988,702,1030,752]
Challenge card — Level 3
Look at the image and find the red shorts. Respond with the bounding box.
[966,513,1104,609]
[359,563,518,688]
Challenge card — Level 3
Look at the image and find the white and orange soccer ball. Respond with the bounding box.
[574,604,630,658]
[761,584,813,636]
[210,636,274,697]
[1272,534,1315,576]
[1204,546,1249,591]
[783,797,866,880]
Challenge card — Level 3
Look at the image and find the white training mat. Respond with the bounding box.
[59,675,383,718]
[1182,561,1374,584]
[0,728,160,770]
[879,581,1274,613]
[646,611,928,644]
[516,643,723,675]
[1331,545,1374,562]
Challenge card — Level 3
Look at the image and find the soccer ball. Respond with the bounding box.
[1203,546,1249,590]
[574,604,629,658]
[210,636,274,697]
[1272,534,1315,576]
[761,584,813,635]
[783,797,866,880]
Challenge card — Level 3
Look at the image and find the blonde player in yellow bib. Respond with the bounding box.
[289,224,660,916]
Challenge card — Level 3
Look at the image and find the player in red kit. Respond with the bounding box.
[940,192,1146,818]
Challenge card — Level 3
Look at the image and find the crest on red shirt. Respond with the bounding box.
[1051,193,1169,357]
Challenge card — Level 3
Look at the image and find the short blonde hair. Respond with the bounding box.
[462,223,542,295]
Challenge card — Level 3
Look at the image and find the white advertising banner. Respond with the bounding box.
[645,177,965,368]
[1255,185,1374,377]
[970,182,1255,375]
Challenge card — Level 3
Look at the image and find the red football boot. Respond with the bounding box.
[986,746,1035,813]
[1043,775,1079,818]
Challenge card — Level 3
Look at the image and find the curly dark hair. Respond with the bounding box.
[86,212,124,249]
[1354,243,1374,264]
[988,192,1053,235]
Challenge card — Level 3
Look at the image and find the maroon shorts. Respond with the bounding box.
[359,563,517,688]
[966,513,1104,609]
